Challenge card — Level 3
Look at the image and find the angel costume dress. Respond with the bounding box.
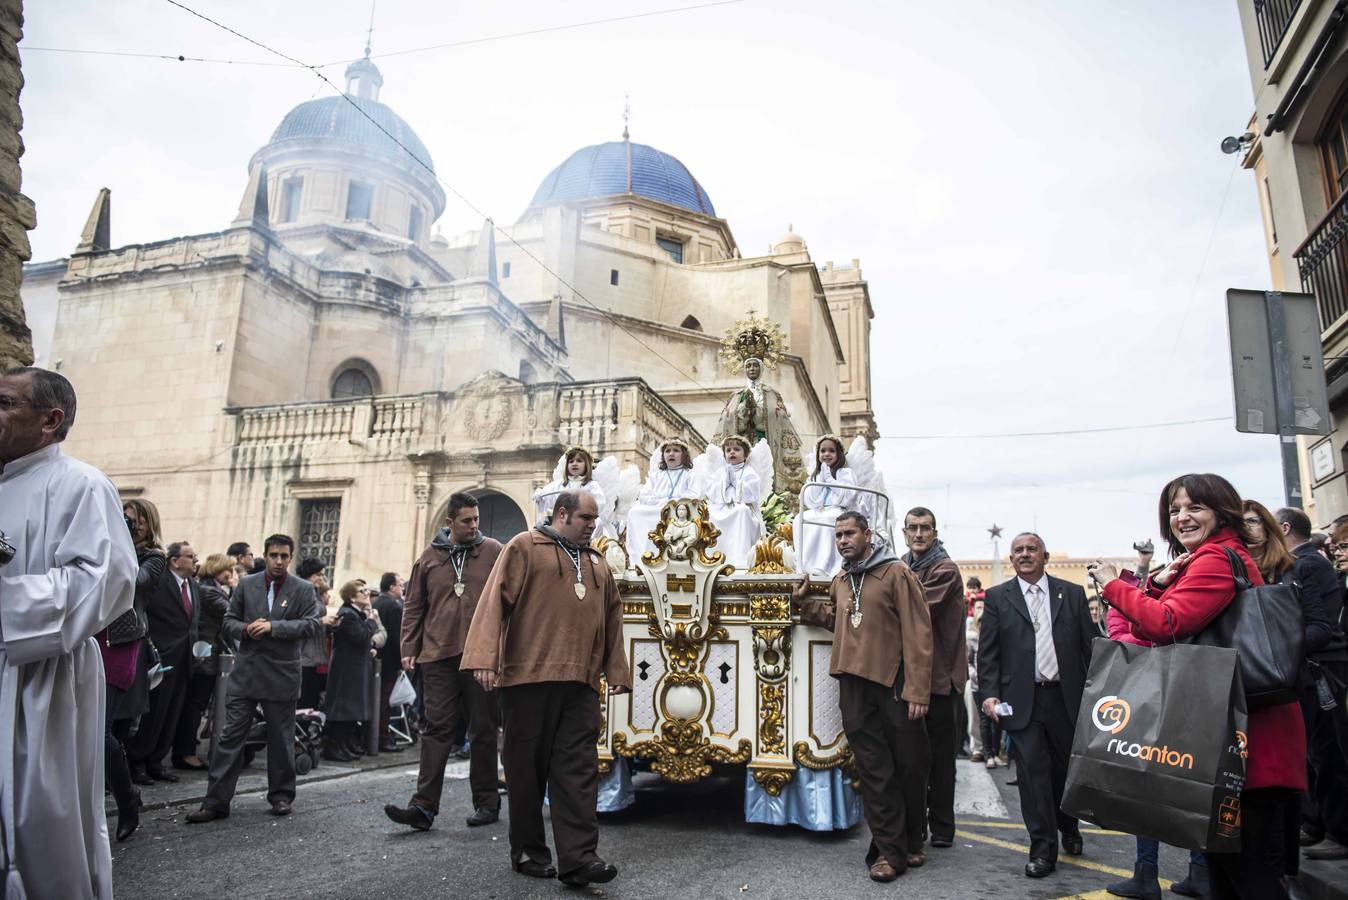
[700,445,769,571]
[793,463,858,578]
[533,460,617,538]
[626,465,702,566]
[0,444,137,899]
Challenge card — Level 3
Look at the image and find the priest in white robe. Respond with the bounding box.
[0,367,136,900]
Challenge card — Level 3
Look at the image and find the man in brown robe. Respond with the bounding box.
[463,491,631,887]
[794,510,933,883]
[900,506,967,850]
[385,492,504,831]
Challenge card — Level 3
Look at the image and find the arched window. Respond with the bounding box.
[332,368,373,399]
[519,360,536,383]
[680,315,703,331]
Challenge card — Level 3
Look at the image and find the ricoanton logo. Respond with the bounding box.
[1091,695,1131,734]
[1106,737,1194,769]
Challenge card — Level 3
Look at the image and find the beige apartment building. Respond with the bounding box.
[1236,0,1348,523]
[20,55,878,582]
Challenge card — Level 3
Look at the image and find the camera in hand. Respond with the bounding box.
[0,529,15,566]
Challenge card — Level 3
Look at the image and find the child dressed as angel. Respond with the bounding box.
[699,435,770,570]
[793,434,860,577]
[626,438,702,566]
[533,446,620,537]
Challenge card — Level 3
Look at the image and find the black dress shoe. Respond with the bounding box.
[130,771,154,787]
[1025,858,1055,878]
[115,790,143,842]
[381,741,404,753]
[148,770,179,784]
[270,800,292,816]
[384,804,433,831]
[559,860,618,886]
[185,807,228,824]
[465,807,499,827]
[930,835,954,848]
[1062,833,1084,856]
[172,756,207,771]
[510,856,557,879]
[322,743,355,762]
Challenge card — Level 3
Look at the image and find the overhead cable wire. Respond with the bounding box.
[162,0,728,395]
[316,0,745,66]
[883,415,1230,440]
[30,0,744,70]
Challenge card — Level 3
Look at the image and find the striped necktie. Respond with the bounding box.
[1028,583,1059,682]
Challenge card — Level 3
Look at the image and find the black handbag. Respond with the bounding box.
[1192,548,1304,708]
[105,605,146,646]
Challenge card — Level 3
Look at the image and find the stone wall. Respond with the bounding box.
[0,0,32,370]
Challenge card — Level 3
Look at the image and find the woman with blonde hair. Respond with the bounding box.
[172,553,236,771]
[1242,499,1296,585]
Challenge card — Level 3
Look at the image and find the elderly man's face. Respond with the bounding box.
[0,372,64,464]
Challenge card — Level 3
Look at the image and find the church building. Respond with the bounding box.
[20,55,878,580]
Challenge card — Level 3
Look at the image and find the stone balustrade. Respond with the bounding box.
[229,376,704,463]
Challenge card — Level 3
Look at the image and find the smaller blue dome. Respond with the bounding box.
[530,141,715,216]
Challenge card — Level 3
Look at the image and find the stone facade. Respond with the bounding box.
[0,0,33,370]
[21,57,878,583]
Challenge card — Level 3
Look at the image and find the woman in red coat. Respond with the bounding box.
[1091,473,1306,900]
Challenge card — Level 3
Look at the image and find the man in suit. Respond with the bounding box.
[186,534,321,821]
[977,532,1097,878]
[373,571,405,753]
[128,539,200,784]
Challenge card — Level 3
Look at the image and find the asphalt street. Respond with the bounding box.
[109,752,1214,900]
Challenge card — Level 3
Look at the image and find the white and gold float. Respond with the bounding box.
[593,498,862,830]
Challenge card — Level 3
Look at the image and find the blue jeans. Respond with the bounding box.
[1136,836,1205,868]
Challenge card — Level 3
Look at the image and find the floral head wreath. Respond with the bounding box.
[563,445,594,468]
[721,435,752,455]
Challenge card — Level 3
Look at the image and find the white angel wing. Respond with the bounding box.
[647,443,663,482]
[693,444,724,485]
[872,470,895,535]
[551,452,567,485]
[748,439,774,492]
[593,456,621,517]
[846,436,877,491]
[615,464,642,519]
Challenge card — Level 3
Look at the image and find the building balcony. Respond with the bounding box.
[1254,0,1304,67]
[1294,188,1348,334]
[226,375,706,466]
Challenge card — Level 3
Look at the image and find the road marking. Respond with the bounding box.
[954,762,1009,818]
[1052,892,1116,900]
[955,829,1136,879]
[955,819,1123,836]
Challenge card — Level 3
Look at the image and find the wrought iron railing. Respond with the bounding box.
[1254,0,1303,67]
[1294,189,1348,331]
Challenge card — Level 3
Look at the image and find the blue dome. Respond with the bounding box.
[263,95,434,173]
[530,141,715,216]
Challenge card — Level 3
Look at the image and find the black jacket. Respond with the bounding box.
[193,578,232,675]
[324,603,378,722]
[146,569,200,664]
[372,592,403,679]
[976,574,1097,732]
[1290,542,1348,662]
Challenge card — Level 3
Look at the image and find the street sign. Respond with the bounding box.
[1227,290,1329,436]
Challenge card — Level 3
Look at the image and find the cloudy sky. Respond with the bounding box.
[19,0,1281,557]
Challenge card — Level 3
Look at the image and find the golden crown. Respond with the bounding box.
[719,311,787,371]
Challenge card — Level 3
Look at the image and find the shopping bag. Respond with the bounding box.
[1061,640,1247,853]
[389,671,417,707]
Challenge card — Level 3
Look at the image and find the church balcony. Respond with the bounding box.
[226,376,704,466]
